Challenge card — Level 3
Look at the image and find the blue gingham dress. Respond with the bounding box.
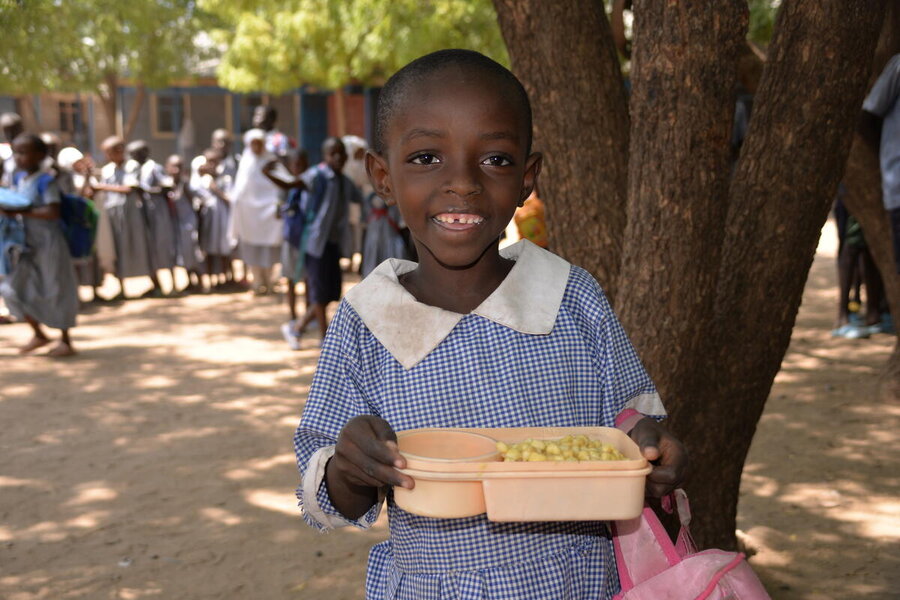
[294,264,660,600]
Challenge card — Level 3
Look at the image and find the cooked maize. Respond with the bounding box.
[497,435,627,462]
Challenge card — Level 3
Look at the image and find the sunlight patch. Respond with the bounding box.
[243,489,297,516]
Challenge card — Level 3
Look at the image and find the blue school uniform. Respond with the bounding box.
[0,171,78,329]
[294,240,665,600]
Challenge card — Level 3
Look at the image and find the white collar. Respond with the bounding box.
[345,240,571,370]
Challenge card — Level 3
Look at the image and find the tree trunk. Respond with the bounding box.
[15,95,43,132]
[495,0,887,552]
[493,0,630,300]
[685,1,885,549]
[840,3,900,402]
[615,0,746,474]
[98,72,119,137]
[122,83,146,141]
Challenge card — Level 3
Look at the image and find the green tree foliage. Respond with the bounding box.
[0,0,215,131]
[201,0,507,94]
[747,0,780,46]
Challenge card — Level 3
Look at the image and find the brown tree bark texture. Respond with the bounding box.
[493,0,630,301]
[688,1,886,549]
[616,0,746,438]
[841,4,900,402]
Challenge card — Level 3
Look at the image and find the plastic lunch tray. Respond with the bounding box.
[394,426,652,522]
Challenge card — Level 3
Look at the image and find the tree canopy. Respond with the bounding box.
[0,0,214,132]
[0,1,213,93]
[201,0,507,94]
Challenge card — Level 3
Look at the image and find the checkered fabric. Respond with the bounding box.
[294,266,662,599]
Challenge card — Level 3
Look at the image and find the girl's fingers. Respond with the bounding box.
[340,438,411,489]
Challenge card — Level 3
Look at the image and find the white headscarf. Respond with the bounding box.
[57,147,84,171]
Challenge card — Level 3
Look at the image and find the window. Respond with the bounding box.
[151,93,181,138]
[58,101,82,133]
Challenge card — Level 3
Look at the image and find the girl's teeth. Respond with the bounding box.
[436,215,482,224]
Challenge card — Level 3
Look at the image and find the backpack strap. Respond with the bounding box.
[612,495,685,592]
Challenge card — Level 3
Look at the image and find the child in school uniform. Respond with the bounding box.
[194,148,235,288]
[130,140,177,293]
[165,154,206,292]
[293,50,687,600]
[231,128,283,295]
[286,137,361,342]
[260,148,311,348]
[91,136,162,300]
[0,134,78,356]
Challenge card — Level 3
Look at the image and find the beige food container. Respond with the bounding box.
[395,427,651,522]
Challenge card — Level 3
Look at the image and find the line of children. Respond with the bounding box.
[1,108,417,351]
[293,49,688,599]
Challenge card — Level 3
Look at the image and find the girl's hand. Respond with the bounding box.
[329,415,414,492]
[629,417,688,497]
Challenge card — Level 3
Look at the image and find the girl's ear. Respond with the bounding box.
[365,150,394,205]
[519,151,543,206]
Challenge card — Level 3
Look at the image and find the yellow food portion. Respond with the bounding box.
[496,435,627,462]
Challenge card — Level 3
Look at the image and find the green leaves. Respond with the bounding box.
[0,0,216,95]
[203,0,508,93]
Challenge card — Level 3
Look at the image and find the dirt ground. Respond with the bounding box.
[0,220,897,600]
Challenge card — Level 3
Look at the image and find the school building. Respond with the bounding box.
[0,81,378,164]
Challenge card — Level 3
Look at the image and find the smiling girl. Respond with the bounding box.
[293,50,687,600]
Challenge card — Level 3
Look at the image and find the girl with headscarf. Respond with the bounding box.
[230,129,283,294]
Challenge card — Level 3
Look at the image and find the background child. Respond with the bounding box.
[91,136,161,300]
[0,134,78,356]
[230,129,282,295]
[131,140,177,294]
[195,148,235,289]
[261,148,310,349]
[293,50,687,599]
[165,155,205,293]
[287,137,360,342]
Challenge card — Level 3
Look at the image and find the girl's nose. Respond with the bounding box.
[443,161,483,198]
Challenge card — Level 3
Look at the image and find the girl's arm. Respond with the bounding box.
[90,181,133,194]
[262,160,307,190]
[1,203,61,220]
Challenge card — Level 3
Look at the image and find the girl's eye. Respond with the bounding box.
[410,153,440,165]
[483,155,512,167]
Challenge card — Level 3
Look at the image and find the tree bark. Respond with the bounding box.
[840,2,900,402]
[495,0,887,552]
[493,0,630,300]
[122,83,146,141]
[683,1,886,549]
[98,72,119,137]
[615,0,746,467]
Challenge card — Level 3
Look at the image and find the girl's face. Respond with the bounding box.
[12,139,46,172]
[200,157,218,176]
[249,138,264,156]
[367,71,540,270]
[166,158,183,178]
[105,143,125,164]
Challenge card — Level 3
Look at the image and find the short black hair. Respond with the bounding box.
[321,136,345,153]
[13,132,48,156]
[373,49,532,155]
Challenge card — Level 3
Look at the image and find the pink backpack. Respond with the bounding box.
[611,489,771,600]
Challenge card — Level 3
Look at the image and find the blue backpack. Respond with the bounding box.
[32,173,99,258]
[60,192,99,258]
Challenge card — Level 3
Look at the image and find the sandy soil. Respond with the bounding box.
[0,221,897,599]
